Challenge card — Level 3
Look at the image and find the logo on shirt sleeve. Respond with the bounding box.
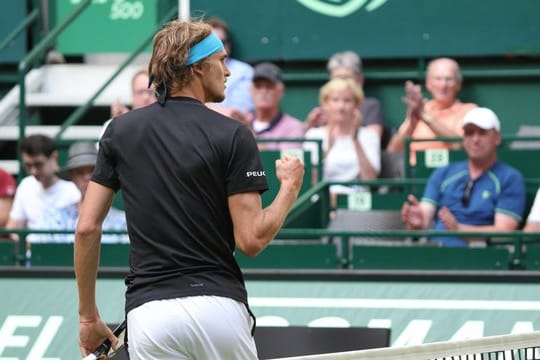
[246,171,266,178]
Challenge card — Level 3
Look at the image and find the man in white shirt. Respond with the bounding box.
[6,134,80,242]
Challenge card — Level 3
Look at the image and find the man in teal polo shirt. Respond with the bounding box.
[401,107,525,247]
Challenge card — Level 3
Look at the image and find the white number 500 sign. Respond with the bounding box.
[110,0,144,20]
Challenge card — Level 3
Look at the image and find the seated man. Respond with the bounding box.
[101,69,157,139]
[35,142,128,243]
[387,57,477,164]
[110,69,156,118]
[401,108,525,247]
[248,62,305,150]
[6,134,81,242]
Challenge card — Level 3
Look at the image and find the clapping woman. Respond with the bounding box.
[305,78,380,204]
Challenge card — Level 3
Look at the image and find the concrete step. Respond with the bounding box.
[0,125,103,140]
[0,63,147,125]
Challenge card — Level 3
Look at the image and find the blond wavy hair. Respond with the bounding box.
[148,20,212,95]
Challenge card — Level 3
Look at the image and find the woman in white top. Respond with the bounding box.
[305,78,380,201]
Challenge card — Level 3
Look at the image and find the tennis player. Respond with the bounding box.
[74,19,304,359]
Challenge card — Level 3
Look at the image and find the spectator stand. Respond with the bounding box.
[4,135,540,270]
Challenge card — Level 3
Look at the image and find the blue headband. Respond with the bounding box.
[185,32,224,65]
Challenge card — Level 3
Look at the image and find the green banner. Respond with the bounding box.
[51,0,540,60]
[0,278,124,359]
[56,0,158,54]
[191,0,540,61]
[247,280,540,346]
[2,275,540,358]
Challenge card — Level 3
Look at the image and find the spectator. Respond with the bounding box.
[205,17,254,119]
[0,168,16,228]
[249,62,305,150]
[401,108,525,247]
[305,78,380,201]
[6,134,80,241]
[523,189,540,232]
[304,51,386,142]
[387,57,478,164]
[100,69,157,140]
[110,69,156,118]
[35,142,127,243]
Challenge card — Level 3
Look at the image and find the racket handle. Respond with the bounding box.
[82,321,126,360]
[84,339,111,359]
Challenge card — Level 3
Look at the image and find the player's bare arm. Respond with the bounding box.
[74,181,117,356]
[229,155,304,256]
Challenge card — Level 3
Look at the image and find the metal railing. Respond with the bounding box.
[403,135,540,179]
[0,8,40,57]
[2,227,540,270]
[11,1,178,174]
[17,0,92,144]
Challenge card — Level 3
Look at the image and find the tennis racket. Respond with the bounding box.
[82,320,127,360]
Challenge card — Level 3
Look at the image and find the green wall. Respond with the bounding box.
[186,0,540,134]
[45,0,540,135]
[190,0,540,61]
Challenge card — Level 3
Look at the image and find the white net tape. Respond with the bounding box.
[273,331,540,360]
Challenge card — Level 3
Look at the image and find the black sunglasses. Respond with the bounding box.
[461,179,475,207]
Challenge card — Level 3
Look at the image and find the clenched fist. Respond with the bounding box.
[276,155,305,190]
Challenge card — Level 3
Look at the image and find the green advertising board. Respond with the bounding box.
[55,0,175,54]
[190,0,540,61]
[2,270,540,359]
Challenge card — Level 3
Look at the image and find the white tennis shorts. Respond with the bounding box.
[127,295,258,360]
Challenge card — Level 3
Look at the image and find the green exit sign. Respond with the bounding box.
[56,0,159,54]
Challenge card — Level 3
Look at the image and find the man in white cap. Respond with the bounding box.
[35,141,127,243]
[401,107,526,247]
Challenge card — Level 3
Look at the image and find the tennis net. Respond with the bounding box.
[272,331,540,360]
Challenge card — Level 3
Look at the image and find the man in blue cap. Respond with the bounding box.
[75,20,304,359]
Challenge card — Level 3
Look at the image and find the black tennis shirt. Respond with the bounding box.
[93,97,268,314]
